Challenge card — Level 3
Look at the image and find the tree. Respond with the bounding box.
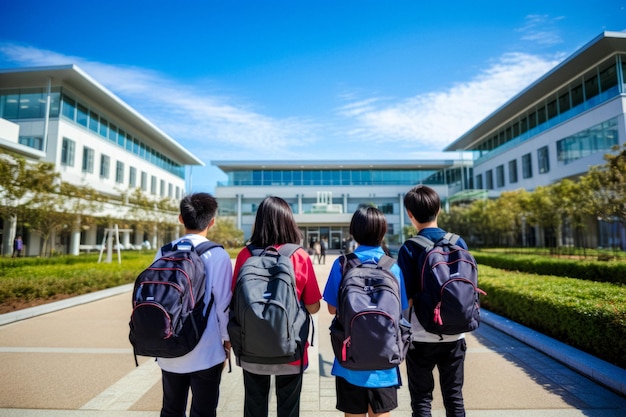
[0,152,59,255]
[207,217,244,248]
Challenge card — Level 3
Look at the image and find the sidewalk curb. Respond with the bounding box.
[482,310,626,397]
[0,284,133,326]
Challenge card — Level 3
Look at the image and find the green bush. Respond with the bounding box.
[474,251,626,284]
[479,265,626,368]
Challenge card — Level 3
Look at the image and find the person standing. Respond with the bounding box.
[324,206,409,417]
[12,235,23,257]
[155,193,232,417]
[320,237,327,264]
[231,196,322,417]
[398,185,469,417]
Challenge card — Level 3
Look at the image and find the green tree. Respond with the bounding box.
[207,217,244,248]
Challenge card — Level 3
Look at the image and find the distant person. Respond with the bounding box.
[154,193,232,417]
[313,240,322,264]
[12,235,23,257]
[320,237,327,264]
[397,185,470,417]
[230,196,322,417]
[324,206,410,417]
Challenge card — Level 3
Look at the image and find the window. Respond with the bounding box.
[100,154,110,178]
[88,111,99,133]
[538,146,550,174]
[141,171,148,191]
[496,165,505,188]
[485,169,493,190]
[61,138,75,166]
[584,74,599,100]
[522,153,533,179]
[77,103,88,127]
[116,161,124,183]
[129,166,137,187]
[508,159,518,183]
[160,179,165,196]
[151,175,157,194]
[82,146,94,173]
[558,91,571,113]
[599,63,618,92]
[61,95,76,120]
[475,174,483,189]
[18,136,43,150]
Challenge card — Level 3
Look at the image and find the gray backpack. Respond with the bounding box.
[228,244,311,365]
[330,253,412,370]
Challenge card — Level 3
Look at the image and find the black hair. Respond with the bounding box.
[248,196,302,247]
[349,205,387,247]
[179,192,218,231]
[403,185,440,223]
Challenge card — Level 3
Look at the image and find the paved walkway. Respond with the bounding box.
[1,255,625,416]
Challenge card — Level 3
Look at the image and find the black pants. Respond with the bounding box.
[243,370,303,417]
[406,339,467,417]
[160,363,223,417]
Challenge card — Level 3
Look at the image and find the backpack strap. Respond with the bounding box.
[246,243,300,257]
[440,232,460,245]
[408,235,435,251]
[161,239,223,255]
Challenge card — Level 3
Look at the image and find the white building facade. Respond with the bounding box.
[0,65,203,256]
[212,159,472,249]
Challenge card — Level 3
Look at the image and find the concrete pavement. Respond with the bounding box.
[1,254,625,416]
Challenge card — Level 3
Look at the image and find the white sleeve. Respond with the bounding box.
[203,247,233,342]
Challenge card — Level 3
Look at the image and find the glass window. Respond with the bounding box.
[485,169,493,190]
[116,161,124,183]
[558,91,570,113]
[88,111,99,132]
[108,124,117,142]
[1,90,19,119]
[475,174,483,189]
[100,155,110,178]
[496,165,505,188]
[141,171,148,191]
[599,63,618,92]
[48,90,61,117]
[547,99,558,120]
[129,166,137,187]
[538,146,550,174]
[18,89,46,119]
[76,103,88,127]
[117,129,126,147]
[160,179,165,196]
[584,73,600,100]
[61,95,76,120]
[508,159,518,183]
[571,83,583,107]
[18,136,43,150]
[536,105,546,125]
[82,146,94,173]
[528,111,537,129]
[151,176,157,194]
[61,138,75,166]
[522,153,532,179]
[99,118,108,138]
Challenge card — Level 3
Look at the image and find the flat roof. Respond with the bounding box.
[0,65,204,166]
[445,31,626,151]
[211,159,471,171]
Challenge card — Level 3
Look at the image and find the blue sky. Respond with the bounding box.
[1,1,625,192]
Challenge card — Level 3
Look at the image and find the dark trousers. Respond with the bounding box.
[161,363,223,417]
[243,370,303,417]
[406,339,467,417]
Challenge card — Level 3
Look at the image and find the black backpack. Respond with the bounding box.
[228,244,311,365]
[129,239,222,364]
[409,233,485,337]
[330,253,412,370]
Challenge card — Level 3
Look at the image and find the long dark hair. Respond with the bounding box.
[248,196,302,247]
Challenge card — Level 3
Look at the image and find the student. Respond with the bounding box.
[12,235,23,257]
[155,193,232,417]
[397,185,469,417]
[231,196,322,417]
[323,206,409,417]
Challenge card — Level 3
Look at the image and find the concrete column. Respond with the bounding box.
[70,216,81,256]
[2,214,17,257]
[236,194,242,230]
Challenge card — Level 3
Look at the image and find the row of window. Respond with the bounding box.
[60,137,183,199]
[475,55,624,156]
[226,167,466,187]
[0,87,185,178]
[476,117,619,190]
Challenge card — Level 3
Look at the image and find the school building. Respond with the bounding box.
[0,65,203,256]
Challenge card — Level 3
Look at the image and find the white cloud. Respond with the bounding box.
[336,52,562,150]
[0,43,319,160]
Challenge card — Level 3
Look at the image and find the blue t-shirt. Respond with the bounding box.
[323,245,409,388]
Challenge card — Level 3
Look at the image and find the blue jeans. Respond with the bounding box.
[160,363,223,417]
[243,370,303,417]
[406,339,467,417]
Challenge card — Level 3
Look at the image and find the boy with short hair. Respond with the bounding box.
[398,185,469,417]
[156,192,232,417]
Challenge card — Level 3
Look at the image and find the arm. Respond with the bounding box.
[206,248,233,344]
